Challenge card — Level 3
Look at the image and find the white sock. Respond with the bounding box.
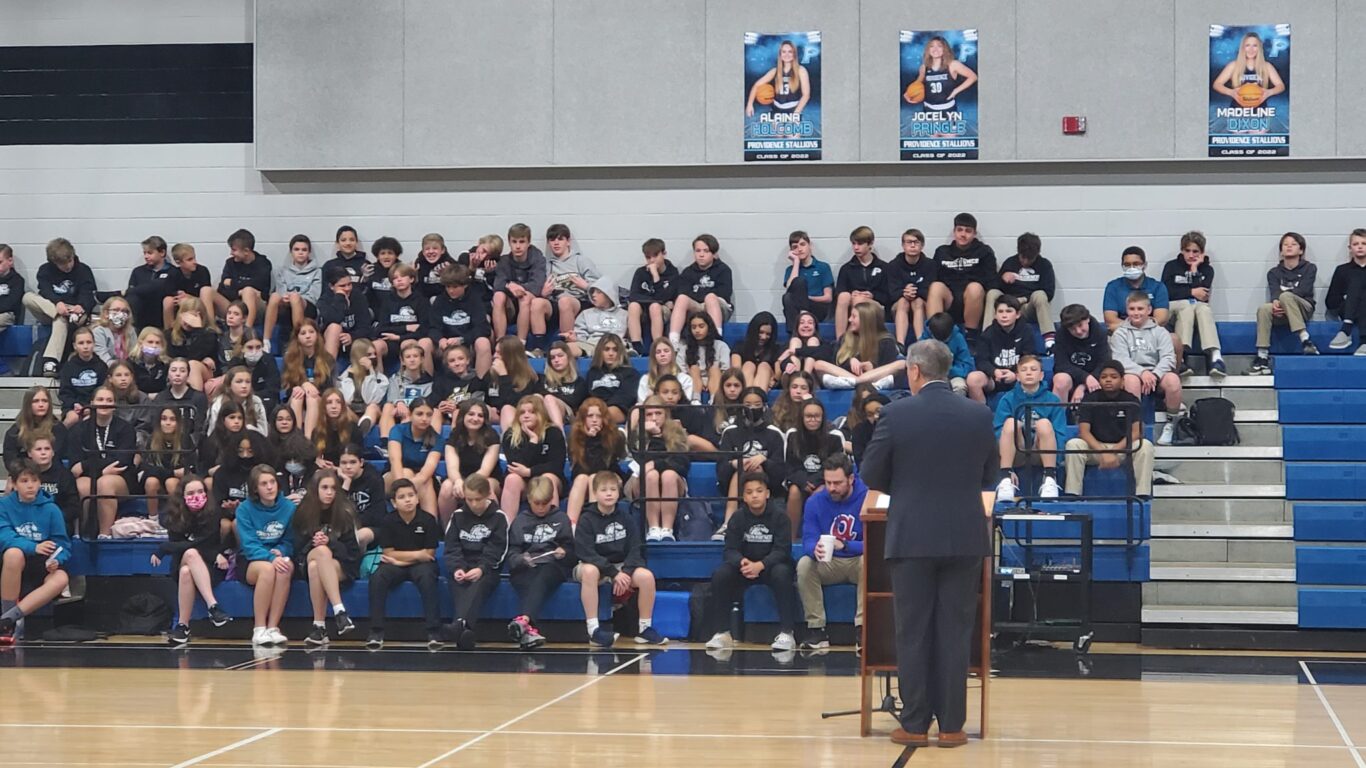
[333,603,346,615]
[314,621,325,629]
[1299,330,1311,342]
[1208,349,1223,363]
[1256,347,1269,356]
[638,619,652,632]
[586,618,600,634]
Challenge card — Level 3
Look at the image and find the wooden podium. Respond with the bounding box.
[858,493,991,738]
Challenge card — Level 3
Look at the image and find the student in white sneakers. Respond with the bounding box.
[704,472,798,653]
[992,356,1065,502]
[1251,231,1318,374]
[1111,292,1184,445]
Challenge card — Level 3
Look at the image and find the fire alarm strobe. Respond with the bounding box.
[1062,116,1087,135]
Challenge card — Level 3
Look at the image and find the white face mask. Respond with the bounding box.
[244,350,264,364]
[285,461,305,476]
[109,310,129,327]
[1122,267,1144,281]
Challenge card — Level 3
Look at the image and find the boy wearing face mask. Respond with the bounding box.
[1102,246,1170,332]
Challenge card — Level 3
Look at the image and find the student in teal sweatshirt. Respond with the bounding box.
[993,355,1065,502]
[921,311,973,397]
[234,464,297,647]
[0,460,72,644]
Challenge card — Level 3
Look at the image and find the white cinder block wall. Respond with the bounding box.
[3,0,1363,325]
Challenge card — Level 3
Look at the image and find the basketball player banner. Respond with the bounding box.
[900,29,980,161]
[743,31,822,161]
[1208,24,1290,157]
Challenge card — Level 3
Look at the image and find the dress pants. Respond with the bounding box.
[890,555,981,734]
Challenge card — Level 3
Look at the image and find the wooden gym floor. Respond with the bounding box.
[3,640,1366,767]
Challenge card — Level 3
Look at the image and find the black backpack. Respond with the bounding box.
[117,593,172,635]
[1185,397,1240,446]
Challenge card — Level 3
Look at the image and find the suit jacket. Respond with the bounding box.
[860,380,998,559]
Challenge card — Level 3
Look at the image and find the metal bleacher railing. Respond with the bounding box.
[624,402,745,529]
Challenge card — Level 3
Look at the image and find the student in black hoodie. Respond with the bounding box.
[1051,304,1111,403]
[321,225,372,286]
[986,232,1058,352]
[127,235,176,332]
[1326,229,1366,353]
[833,226,891,338]
[0,245,27,336]
[364,236,402,307]
[702,472,798,653]
[214,229,273,329]
[456,234,501,305]
[375,263,433,369]
[293,469,361,645]
[886,228,937,346]
[153,359,210,438]
[585,334,641,426]
[668,234,734,346]
[499,394,567,516]
[27,434,80,535]
[430,265,493,377]
[572,471,666,648]
[318,265,374,362]
[337,444,388,549]
[166,243,215,329]
[783,399,846,541]
[966,296,1036,403]
[415,232,457,301]
[57,327,107,428]
[626,238,679,355]
[1160,230,1225,378]
[716,387,788,538]
[24,237,97,376]
[506,476,576,649]
[927,212,997,338]
[441,472,509,650]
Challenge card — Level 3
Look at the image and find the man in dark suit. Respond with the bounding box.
[861,339,998,749]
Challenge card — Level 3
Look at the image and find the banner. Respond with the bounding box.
[1208,24,1290,157]
[744,31,822,161]
[899,29,979,160]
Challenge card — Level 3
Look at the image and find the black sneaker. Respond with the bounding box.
[334,609,355,635]
[1303,339,1321,355]
[454,618,476,651]
[427,631,446,651]
[365,630,384,650]
[1248,356,1272,376]
[1178,361,1194,378]
[305,625,328,646]
[207,604,232,628]
[168,623,191,646]
[799,627,830,650]
[0,616,16,645]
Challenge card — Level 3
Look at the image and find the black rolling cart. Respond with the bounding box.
[992,510,1094,655]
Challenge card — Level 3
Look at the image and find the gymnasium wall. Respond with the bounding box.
[3,0,1366,323]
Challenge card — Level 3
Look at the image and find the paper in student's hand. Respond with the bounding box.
[528,551,558,564]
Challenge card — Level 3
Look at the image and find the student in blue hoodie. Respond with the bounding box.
[0,460,72,644]
[993,355,1065,502]
[921,312,973,397]
[796,454,866,651]
[234,464,297,647]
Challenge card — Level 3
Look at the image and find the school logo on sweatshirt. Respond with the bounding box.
[694,275,715,291]
[743,524,773,544]
[348,489,372,509]
[740,439,769,459]
[1069,351,1094,370]
[941,257,979,271]
[72,369,100,388]
[460,523,491,544]
[443,310,471,328]
[15,521,41,542]
[1016,268,1040,284]
[595,521,627,545]
[527,522,560,544]
[0,284,10,296]
[802,454,822,473]
[993,348,1021,370]
[593,373,621,390]
[261,520,285,543]
[53,279,74,295]
[390,306,417,323]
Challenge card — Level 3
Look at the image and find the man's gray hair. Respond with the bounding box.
[906,339,951,382]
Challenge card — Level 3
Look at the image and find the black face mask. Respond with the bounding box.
[743,406,766,425]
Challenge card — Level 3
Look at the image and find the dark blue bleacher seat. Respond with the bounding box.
[1294,504,1366,542]
[1299,588,1366,629]
[1278,391,1366,424]
[1283,426,1366,461]
[1286,463,1366,501]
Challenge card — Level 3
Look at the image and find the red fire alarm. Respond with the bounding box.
[1062,116,1087,135]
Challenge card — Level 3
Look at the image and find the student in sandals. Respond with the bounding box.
[771,370,815,433]
[92,295,138,365]
[153,358,210,438]
[919,311,974,397]
[796,454,867,650]
[887,228,937,346]
[375,263,434,370]
[567,397,629,524]
[716,387,788,539]
[492,223,551,347]
[585,334,640,426]
[808,303,903,391]
[234,463,296,646]
[25,434,79,537]
[784,399,845,539]
[430,264,493,377]
[442,472,510,651]
[438,400,503,523]
[3,387,66,472]
[967,296,1037,403]
[489,335,543,431]
[431,344,489,423]
[703,471,798,653]
[1064,360,1154,497]
[167,299,219,390]
[281,320,336,438]
[1251,231,1319,374]
[338,444,387,548]
[1051,304,1111,403]
[543,340,589,427]
[626,238,679,355]
[384,397,441,515]
[569,276,629,359]
[366,478,443,650]
[130,327,169,396]
[72,386,140,538]
[262,234,322,354]
[833,226,891,338]
[153,475,233,646]
[992,355,1065,502]
[1111,292,1184,446]
[0,459,73,644]
[58,326,107,428]
[364,235,402,308]
[638,337,695,405]
[781,230,834,332]
[679,311,731,401]
[982,233,1056,352]
[631,395,690,541]
[379,340,436,438]
[415,232,457,302]
[214,229,273,329]
[318,265,375,362]
[1327,229,1366,353]
[501,395,567,515]
[165,243,215,329]
[926,213,997,341]
[543,223,602,350]
[25,237,97,377]
[1161,231,1225,378]
[293,469,361,646]
[573,471,666,648]
[335,338,386,435]
[321,225,371,287]
[731,312,783,392]
[507,475,576,649]
[669,234,734,345]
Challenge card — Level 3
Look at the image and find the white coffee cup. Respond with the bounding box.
[818,534,837,562]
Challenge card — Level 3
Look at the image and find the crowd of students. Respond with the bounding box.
[0,218,1361,649]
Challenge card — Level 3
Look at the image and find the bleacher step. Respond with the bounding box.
[1140,605,1298,625]
[1160,459,1284,485]
[1155,446,1281,459]
[1150,523,1293,538]
[1155,409,1278,423]
[1182,387,1278,410]
[1143,579,1296,607]
[1153,483,1285,498]
[1150,538,1293,564]
[1151,498,1290,523]
[1148,562,1295,581]
[1180,375,1273,388]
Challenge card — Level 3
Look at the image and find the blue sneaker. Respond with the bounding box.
[635,626,668,645]
[589,627,618,648]
[1210,359,1227,378]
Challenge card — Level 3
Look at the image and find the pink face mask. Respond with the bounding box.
[184,492,208,511]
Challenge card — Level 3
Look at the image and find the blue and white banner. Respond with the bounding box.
[1208,24,1290,157]
[744,31,822,161]
[900,29,979,160]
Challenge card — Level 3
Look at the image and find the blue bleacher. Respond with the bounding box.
[1283,426,1366,461]
[1294,504,1366,542]
[1278,391,1366,424]
[1299,588,1366,629]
